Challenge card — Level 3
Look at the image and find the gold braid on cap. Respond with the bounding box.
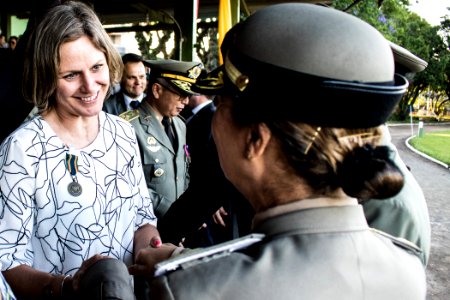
[160,65,202,83]
[224,54,250,91]
[304,127,322,155]
[195,71,225,91]
[160,73,196,83]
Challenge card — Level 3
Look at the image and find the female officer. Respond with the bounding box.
[129,3,426,299]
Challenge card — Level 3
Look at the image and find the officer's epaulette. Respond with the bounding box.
[154,233,265,277]
[119,109,140,122]
[370,228,422,256]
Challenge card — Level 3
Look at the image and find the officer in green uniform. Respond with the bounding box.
[120,60,202,218]
[362,42,431,266]
[129,4,426,299]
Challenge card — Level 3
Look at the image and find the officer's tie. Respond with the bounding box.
[162,116,177,150]
[130,100,140,109]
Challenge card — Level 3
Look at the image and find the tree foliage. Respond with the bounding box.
[133,1,449,121]
[135,29,175,60]
[332,0,450,120]
[194,26,219,72]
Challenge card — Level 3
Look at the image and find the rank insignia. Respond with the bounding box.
[147,136,161,152]
[119,109,140,122]
[172,80,192,92]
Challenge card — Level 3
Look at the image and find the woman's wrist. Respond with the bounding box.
[60,274,73,297]
[43,274,67,298]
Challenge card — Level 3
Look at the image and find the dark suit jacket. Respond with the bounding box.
[186,102,216,167]
[103,91,128,116]
[158,102,254,246]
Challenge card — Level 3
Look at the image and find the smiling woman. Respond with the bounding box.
[50,35,111,148]
[0,1,161,299]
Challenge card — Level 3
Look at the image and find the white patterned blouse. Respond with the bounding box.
[0,111,156,275]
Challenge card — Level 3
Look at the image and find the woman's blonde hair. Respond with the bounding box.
[22,1,122,113]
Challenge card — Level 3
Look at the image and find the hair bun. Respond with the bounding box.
[337,145,403,199]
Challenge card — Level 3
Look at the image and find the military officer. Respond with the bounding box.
[128,4,426,299]
[362,42,431,266]
[120,59,202,219]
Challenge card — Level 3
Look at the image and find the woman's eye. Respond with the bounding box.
[92,64,103,71]
[63,73,76,80]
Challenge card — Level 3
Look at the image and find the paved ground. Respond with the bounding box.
[388,123,450,299]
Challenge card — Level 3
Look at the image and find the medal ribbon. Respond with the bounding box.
[65,153,79,176]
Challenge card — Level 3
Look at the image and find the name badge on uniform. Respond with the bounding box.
[147,136,161,152]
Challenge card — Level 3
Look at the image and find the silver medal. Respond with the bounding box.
[68,181,82,197]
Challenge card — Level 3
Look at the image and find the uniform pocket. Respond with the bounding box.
[142,153,167,185]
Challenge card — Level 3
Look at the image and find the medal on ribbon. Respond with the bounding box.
[65,152,82,197]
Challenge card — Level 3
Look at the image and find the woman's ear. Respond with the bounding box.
[245,123,271,159]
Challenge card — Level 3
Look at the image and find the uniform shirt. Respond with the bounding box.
[122,102,190,218]
[150,201,426,300]
[0,112,156,275]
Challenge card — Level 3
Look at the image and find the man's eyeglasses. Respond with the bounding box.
[157,81,189,101]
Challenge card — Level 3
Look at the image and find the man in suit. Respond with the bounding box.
[158,93,254,248]
[185,94,215,162]
[120,59,202,219]
[103,53,147,115]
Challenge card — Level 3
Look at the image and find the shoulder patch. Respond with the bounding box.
[119,109,140,122]
[154,233,265,277]
[370,228,422,256]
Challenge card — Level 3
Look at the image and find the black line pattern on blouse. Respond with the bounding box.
[0,113,155,275]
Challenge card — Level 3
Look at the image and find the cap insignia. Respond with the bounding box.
[188,65,202,79]
[172,80,192,92]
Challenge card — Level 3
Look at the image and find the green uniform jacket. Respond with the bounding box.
[149,205,426,300]
[121,102,189,218]
[363,126,431,266]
